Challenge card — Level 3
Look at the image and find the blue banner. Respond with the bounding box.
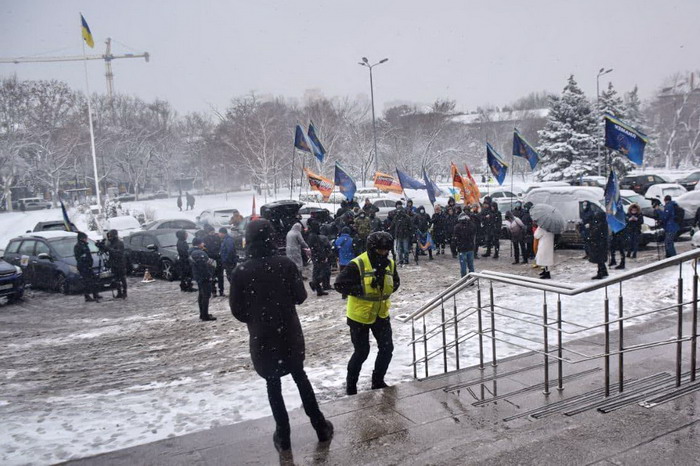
[512,129,540,170]
[604,114,648,166]
[396,169,426,191]
[334,162,357,200]
[422,168,439,205]
[307,122,326,163]
[294,125,312,153]
[604,170,627,233]
[486,143,508,185]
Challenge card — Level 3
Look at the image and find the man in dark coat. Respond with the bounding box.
[431,205,446,255]
[579,201,595,260]
[203,225,225,296]
[586,210,609,279]
[625,203,643,259]
[186,192,195,210]
[391,202,414,265]
[444,206,459,258]
[190,237,216,321]
[362,198,378,216]
[177,195,183,211]
[219,227,238,283]
[306,222,330,296]
[230,219,333,452]
[453,213,476,277]
[176,230,194,292]
[104,229,127,298]
[75,232,102,302]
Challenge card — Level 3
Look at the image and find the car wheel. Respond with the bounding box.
[7,291,23,303]
[55,273,70,295]
[160,259,175,281]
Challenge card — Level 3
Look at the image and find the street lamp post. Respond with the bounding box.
[596,67,613,175]
[359,56,388,175]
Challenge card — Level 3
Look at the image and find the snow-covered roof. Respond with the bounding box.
[20,231,77,240]
[453,108,549,125]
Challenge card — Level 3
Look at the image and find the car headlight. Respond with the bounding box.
[68,265,79,274]
[14,266,22,275]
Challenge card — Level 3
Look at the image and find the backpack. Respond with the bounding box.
[674,203,685,226]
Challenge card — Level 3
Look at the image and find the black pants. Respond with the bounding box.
[512,240,527,263]
[197,279,212,319]
[414,246,432,262]
[179,259,193,291]
[485,231,499,252]
[111,269,127,296]
[224,265,235,283]
[80,269,99,299]
[311,261,330,290]
[212,258,224,294]
[525,236,534,259]
[265,363,324,436]
[347,316,393,382]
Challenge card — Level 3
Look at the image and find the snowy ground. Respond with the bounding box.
[0,191,697,465]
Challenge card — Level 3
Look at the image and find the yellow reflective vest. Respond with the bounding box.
[346,252,395,324]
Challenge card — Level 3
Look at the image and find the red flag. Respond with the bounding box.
[463,164,481,205]
[251,194,259,220]
[373,171,403,194]
[305,168,334,201]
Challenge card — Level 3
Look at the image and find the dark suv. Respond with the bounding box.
[0,259,24,303]
[3,232,112,294]
[675,171,700,192]
[260,200,304,254]
[620,174,667,195]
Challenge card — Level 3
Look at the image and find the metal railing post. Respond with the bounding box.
[441,297,448,374]
[490,281,497,367]
[557,293,563,391]
[543,291,550,395]
[604,286,610,397]
[477,283,484,370]
[618,282,624,393]
[453,295,460,371]
[423,316,429,378]
[676,264,684,387]
[692,259,698,382]
[411,319,417,379]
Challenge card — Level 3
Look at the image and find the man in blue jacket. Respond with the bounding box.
[656,195,680,258]
[218,227,238,283]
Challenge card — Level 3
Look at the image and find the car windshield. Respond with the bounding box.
[662,187,685,198]
[50,237,99,258]
[155,232,179,248]
[214,210,234,220]
[624,194,652,208]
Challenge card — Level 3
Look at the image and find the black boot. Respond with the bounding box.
[273,428,291,452]
[371,372,389,390]
[346,374,358,396]
[309,282,317,292]
[483,248,491,257]
[493,250,499,259]
[85,295,95,302]
[316,289,328,296]
[615,261,625,270]
[312,419,334,442]
[539,271,551,279]
[512,260,519,265]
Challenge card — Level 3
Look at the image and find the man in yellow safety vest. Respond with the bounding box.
[334,231,400,395]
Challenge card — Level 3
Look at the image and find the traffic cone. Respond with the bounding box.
[142,268,155,283]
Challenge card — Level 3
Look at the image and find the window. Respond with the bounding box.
[159,221,174,229]
[35,242,50,256]
[18,240,36,255]
[129,235,144,248]
[5,241,21,254]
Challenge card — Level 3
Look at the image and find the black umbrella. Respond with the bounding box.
[529,203,567,234]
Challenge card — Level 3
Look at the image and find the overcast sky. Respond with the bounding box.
[1,0,698,116]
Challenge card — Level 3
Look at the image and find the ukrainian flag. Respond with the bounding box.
[81,14,94,48]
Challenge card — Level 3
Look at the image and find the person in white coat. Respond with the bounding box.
[286,223,309,277]
[534,223,554,279]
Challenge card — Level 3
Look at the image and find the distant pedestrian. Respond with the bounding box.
[230,219,334,452]
[177,195,183,211]
[186,192,195,211]
[334,232,400,395]
[656,195,682,258]
[176,230,194,292]
[609,226,627,270]
[391,203,413,265]
[104,229,127,298]
[74,232,102,302]
[534,223,554,279]
[190,237,216,321]
[504,211,527,265]
[218,227,238,283]
[586,210,609,279]
[453,213,476,277]
[286,223,309,278]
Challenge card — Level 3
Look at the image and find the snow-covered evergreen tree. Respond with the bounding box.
[598,82,634,175]
[536,75,598,181]
[625,85,660,168]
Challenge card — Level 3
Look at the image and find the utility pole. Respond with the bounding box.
[0,38,149,99]
[596,67,613,176]
[359,56,389,175]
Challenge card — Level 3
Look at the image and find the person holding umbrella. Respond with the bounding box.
[529,204,567,279]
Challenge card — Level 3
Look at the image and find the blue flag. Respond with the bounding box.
[60,200,73,231]
[422,168,439,205]
[294,125,312,153]
[334,162,357,200]
[486,143,508,185]
[604,114,648,166]
[512,129,540,170]
[604,170,627,233]
[396,169,426,191]
[307,122,326,163]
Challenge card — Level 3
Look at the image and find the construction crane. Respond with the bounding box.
[0,38,149,98]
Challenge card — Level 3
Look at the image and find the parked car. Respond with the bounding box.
[373,198,404,220]
[102,215,142,238]
[32,221,79,233]
[692,230,700,248]
[197,208,240,227]
[569,176,607,188]
[481,189,520,213]
[298,206,332,227]
[260,200,305,254]
[124,229,196,281]
[0,258,24,303]
[142,219,198,231]
[620,174,667,195]
[115,193,136,202]
[2,231,112,294]
[152,191,169,199]
[675,190,700,234]
[675,171,700,191]
[14,197,52,211]
[644,183,687,202]
[522,182,570,195]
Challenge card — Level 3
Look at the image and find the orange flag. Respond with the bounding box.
[464,164,481,205]
[305,168,334,200]
[373,171,403,194]
[450,163,468,204]
[251,194,259,220]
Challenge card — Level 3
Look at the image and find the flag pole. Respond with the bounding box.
[81,16,101,213]
[290,144,296,198]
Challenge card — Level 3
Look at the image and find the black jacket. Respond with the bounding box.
[177,239,189,261]
[334,255,400,297]
[189,247,212,282]
[392,208,414,239]
[413,211,431,233]
[203,234,222,259]
[586,211,609,264]
[105,238,126,272]
[74,241,93,274]
[230,255,307,378]
[453,219,477,252]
